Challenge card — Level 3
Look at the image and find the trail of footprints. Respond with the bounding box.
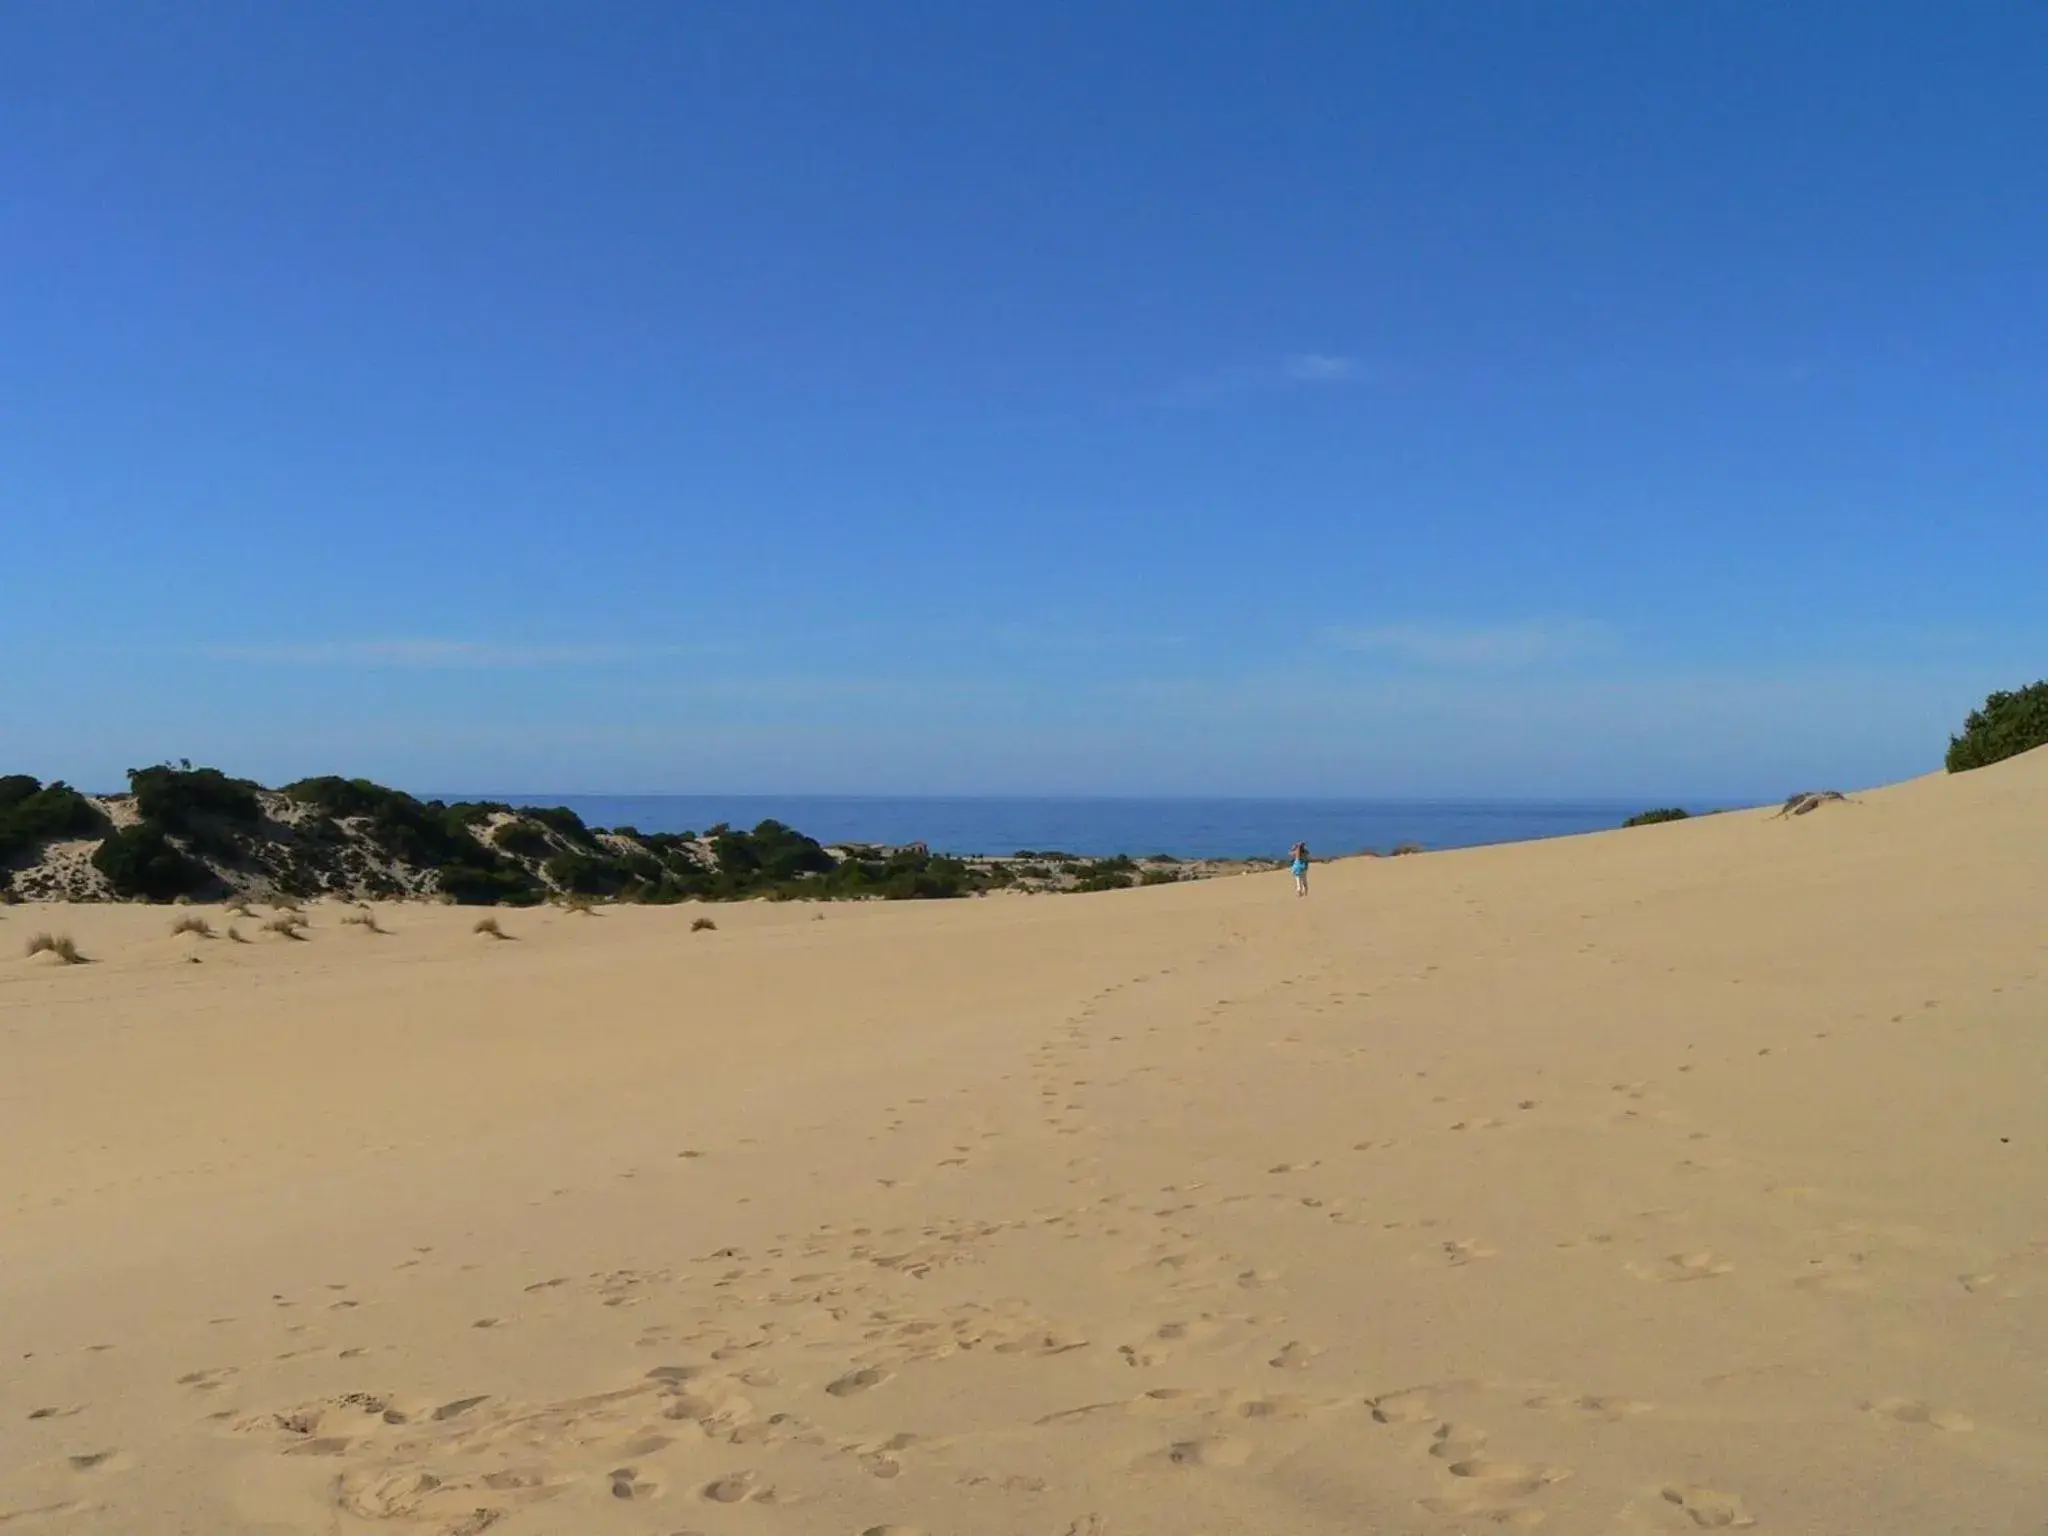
[218,1222,1693,1536]
[181,964,1950,1536]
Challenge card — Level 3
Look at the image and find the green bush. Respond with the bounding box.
[282,775,398,819]
[92,822,211,900]
[491,820,553,859]
[544,850,636,896]
[1139,868,1181,886]
[523,805,599,846]
[710,819,836,884]
[0,780,105,860]
[0,775,43,811]
[1947,681,2048,772]
[1623,807,1691,828]
[1071,856,1137,892]
[129,763,261,830]
[437,863,544,905]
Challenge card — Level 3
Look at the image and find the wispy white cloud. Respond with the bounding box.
[1156,353,1362,408]
[199,639,707,668]
[1279,353,1358,382]
[1324,619,1611,668]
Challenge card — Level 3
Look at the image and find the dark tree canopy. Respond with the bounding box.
[1947,681,2048,773]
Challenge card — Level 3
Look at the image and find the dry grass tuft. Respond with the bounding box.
[171,914,215,938]
[563,894,599,916]
[26,931,85,964]
[265,912,309,940]
[1391,842,1426,856]
[691,915,717,932]
[226,925,250,944]
[472,915,509,939]
[341,907,385,933]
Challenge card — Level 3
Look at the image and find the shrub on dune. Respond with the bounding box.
[1623,807,1691,827]
[92,822,211,901]
[1947,680,2048,772]
[0,780,105,863]
[491,820,552,859]
[170,914,214,938]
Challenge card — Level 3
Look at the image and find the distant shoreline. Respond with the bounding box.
[436,792,1754,862]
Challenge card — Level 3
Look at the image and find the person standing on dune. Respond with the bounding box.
[1289,841,1310,897]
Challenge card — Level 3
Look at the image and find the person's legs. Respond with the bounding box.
[1294,867,1307,897]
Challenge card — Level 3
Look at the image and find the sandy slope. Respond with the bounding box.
[3,754,2046,1535]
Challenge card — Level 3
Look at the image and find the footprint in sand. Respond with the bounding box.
[1443,1458,1568,1497]
[1440,1238,1498,1267]
[609,1465,660,1500]
[699,1471,771,1503]
[1237,1393,1327,1421]
[1862,1397,1973,1431]
[1147,1435,1252,1470]
[1524,1393,1652,1421]
[1428,1423,1487,1461]
[1418,1489,1546,1525]
[826,1367,891,1397]
[1626,1252,1733,1283]
[1368,1389,1437,1425]
[1267,1340,1320,1370]
[1661,1485,1755,1527]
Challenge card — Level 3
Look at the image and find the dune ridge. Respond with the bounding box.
[3,751,2046,1533]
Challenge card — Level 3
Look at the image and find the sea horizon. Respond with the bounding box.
[434,792,1757,861]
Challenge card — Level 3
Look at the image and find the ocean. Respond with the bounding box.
[458,795,1734,861]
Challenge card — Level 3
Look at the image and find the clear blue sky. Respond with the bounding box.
[5,3,2042,798]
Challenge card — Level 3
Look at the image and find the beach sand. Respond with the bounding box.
[4,752,2046,1533]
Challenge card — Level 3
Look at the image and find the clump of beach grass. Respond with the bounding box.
[265,912,309,940]
[691,915,717,933]
[473,915,509,939]
[562,894,599,916]
[341,906,385,933]
[171,914,215,938]
[226,925,250,943]
[26,932,85,964]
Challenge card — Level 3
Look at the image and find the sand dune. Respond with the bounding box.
[4,752,2047,1533]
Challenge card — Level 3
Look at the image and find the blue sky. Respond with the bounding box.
[5,3,2042,798]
